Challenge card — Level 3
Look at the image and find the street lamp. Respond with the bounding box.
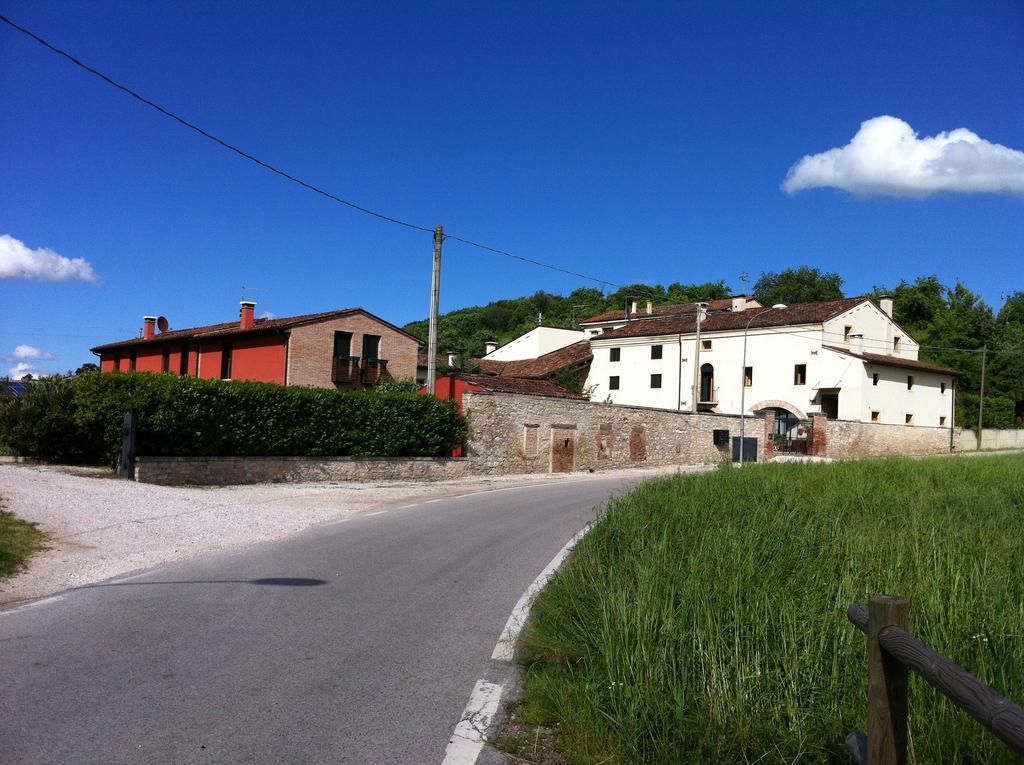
[738,303,787,465]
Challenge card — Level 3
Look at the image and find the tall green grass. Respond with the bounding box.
[515,455,1024,764]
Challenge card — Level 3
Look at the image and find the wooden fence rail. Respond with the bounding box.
[846,595,1024,764]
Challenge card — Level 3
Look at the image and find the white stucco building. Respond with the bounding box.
[582,295,958,435]
[482,326,586,361]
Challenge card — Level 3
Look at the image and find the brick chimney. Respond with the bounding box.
[879,295,894,318]
[143,316,157,340]
[240,301,256,330]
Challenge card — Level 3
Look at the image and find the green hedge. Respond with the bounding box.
[0,372,468,466]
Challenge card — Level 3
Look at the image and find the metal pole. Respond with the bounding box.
[976,345,986,448]
[691,303,706,413]
[739,305,784,465]
[426,225,443,395]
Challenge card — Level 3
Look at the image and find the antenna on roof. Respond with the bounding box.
[240,286,269,302]
[739,271,749,292]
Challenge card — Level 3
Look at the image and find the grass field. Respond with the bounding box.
[0,497,47,580]
[510,454,1024,764]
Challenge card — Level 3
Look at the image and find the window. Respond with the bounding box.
[179,345,189,376]
[907,375,914,390]
[941,382,947,394]
[113,352,121,371]
[940,416,947,426]
[610,348,620,362]
[162,347,170,373]
[794,364,807,385]
[905,413,914,425]
[129,350,137,372]
[872,372,879,386]
[871,410,880,422]
[523,425,539,457]
[651,344,662,360]
[744,366,753,387]
[333,331,354,358]
[651,373,662,389]
[893,336,901,352]
[609,376,620,390]
[844,325,853,342]
[362,334,381,361]
[220,342,233,379]
[701,339,712,351]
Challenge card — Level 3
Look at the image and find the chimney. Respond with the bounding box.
[240,301,256,330]
[143,316,157,340]
[630,300,638,315]
[731,296,747,312]
[484,341,498,356]
[879,295,893,318]
[646,300,653,315]
[851,333,865,355]
[446,351,457,367]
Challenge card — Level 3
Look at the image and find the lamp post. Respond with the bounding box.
[738,304,787,465]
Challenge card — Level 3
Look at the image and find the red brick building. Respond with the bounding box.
[91,302,422,389]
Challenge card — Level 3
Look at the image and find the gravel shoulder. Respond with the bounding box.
[0,463,690,607]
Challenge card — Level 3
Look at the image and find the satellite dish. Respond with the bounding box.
[157,316,169,333]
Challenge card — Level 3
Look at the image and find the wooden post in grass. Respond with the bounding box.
[118,412,136,480]
[868,595,910,765]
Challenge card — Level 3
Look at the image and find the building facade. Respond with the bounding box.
[91,302,421,389]
[583,296,957,430]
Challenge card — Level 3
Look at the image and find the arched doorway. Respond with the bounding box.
[699,363,714,403]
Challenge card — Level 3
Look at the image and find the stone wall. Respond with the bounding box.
[135,455,468,486]
[462,391,744,474]
[823,418,952,457]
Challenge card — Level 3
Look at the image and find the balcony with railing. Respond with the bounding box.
[331,356,361,384]
[360,358,389,385]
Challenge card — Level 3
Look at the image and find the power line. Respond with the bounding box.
[0,12,635,291]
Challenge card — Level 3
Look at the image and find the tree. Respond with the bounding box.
[75,363,100,375]
[754,267,844,306]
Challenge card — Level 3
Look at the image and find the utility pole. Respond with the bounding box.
[426,225,443,395]
[977,345,987,449]
[691,303,707,412]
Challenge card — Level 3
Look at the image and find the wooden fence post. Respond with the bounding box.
[868,595,910,765]
[117,412,136,480]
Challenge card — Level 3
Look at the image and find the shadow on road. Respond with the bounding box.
[77,577,329,588]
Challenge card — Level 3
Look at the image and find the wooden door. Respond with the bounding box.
[551,428,575,473]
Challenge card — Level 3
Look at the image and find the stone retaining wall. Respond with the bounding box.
[135,455,469,486]
[462,391,745,474]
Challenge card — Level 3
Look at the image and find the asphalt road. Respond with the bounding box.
[0,475,640,765]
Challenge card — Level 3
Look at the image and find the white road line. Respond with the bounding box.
[364,510,388,517]
[440,679,504,765]
[491,522,593,662]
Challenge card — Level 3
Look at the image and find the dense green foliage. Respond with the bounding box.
[405,270,1023,426]
[0,498,48,580]
[0,372,467,466]
[754,265,845,306]
[514,455,1024,764]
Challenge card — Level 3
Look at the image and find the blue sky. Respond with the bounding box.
[2,1,1022,375]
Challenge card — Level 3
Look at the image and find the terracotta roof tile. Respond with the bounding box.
[823,345,959,376]
[482,341,592,379]
[92,308,422,352]
[457,373,586,399]
[595,297,872,340]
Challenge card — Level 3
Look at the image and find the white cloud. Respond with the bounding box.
[258,311,277,320]
[9,344,55,362]
[8,361,39,379]
[783,116,1024,197]
[0,234,100,283]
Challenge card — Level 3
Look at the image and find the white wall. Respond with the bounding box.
[586,322,955,426]
[822,301,919,359]
[484,327,586,361]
